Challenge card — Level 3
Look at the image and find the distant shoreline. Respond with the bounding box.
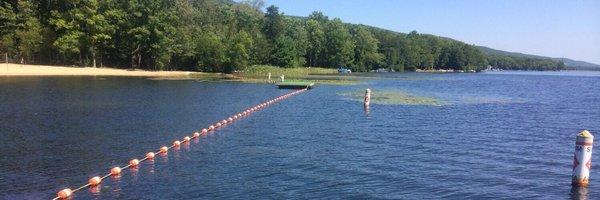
[0,63,198,77]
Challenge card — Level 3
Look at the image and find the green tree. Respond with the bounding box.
[262,5,283,40]
[196,32,227,72]
[305,19,325,67]
[226,31,253,72]
[270,35,296,67]
[121,0,177,70]
[0,2,17,60]
[352,26,383,71]
[284,19,308,67]
[50,0,113,67]
[324,18,354,67]
[13,0,43,63]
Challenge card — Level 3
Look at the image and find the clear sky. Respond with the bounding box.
[264,0,600,64]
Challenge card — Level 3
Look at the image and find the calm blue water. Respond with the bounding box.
[1,71,600,199]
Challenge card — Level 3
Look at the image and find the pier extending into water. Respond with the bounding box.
[53,88,309,199]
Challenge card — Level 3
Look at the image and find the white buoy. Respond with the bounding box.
[364,88,371,107]
[573,130,594,187]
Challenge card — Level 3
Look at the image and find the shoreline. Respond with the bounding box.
[0,63,358,85]
[0,63,198,77]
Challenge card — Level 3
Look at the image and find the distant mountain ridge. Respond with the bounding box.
[336,23,595,70]
[476,46,600,70]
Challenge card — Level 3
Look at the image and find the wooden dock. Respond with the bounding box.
[276,82,315,89]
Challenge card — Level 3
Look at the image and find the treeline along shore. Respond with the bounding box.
[0,0,566,73]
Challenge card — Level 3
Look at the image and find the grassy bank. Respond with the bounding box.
[233,65,359,85]
[239,65,336,78]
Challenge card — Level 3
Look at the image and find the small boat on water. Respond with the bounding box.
[338,67,352,74]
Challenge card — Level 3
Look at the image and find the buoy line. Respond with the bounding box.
[53,88,309,199]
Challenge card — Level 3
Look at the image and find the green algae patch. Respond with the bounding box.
[338,90,444,106]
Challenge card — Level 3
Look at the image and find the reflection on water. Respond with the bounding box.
[129,166,139,177]
[1,72,600,199]
[145,160,155,174]
[89,185,101,195]
[571,186,589,200]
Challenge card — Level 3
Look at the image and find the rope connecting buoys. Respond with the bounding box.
[52,88,309,199]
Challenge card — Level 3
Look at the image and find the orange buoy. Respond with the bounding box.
[183,136,191,142]
[88,176,101,186]
[160,146,168,153]
[209,125,215,130]
[57,188,72,199]
[173,140,181,147]
[110,167,121,175]
[129,159,140,167]
[202,128,208,134]
[146,152,155,159]
[193,132,200,137]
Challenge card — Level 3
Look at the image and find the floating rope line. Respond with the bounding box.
[53,88,309,199]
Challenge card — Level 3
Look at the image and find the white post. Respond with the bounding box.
[280,75,285,82]
[268,72,271,81]
[364,88,371,107]
[573,130,594,187]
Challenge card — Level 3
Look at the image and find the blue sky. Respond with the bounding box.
[263,0,600,64]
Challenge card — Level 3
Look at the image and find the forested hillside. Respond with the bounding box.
[0,0,566,72]
[477,46,598,70]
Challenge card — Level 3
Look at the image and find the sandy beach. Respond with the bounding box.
[0,63,197,77]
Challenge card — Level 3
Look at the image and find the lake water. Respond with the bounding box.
[1,71,600,199]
